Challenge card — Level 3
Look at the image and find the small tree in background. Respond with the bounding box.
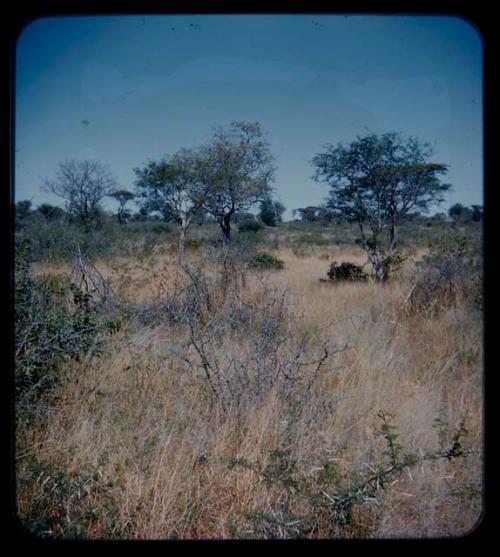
[312,132,451,281]
[297,206,322,223]
[259,198,285,226]
[134,148,209,258]
[109,190,135,223]
[448,203,473,224]
[15,200,33,228]
[199,121,276,245]
[471,204,483,222]
[36,203,66,222]
[43,159,117,228]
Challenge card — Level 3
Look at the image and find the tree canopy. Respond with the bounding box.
[43,159,117,226]
[259,198,285,226]
[109,190,135,223]
[134,148,209,256]
[198,121,276,243]
[312,132,451,280]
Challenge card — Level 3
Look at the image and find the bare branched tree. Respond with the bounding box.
[43,159,117,227]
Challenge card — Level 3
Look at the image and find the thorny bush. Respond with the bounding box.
[324,261,368,282]
[228,412,474,538]
[135,245,341,415]
[406,233,482,317]
[14,239,116,415]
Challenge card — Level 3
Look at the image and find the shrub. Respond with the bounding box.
[14,239,107,413]
[406,234,482,316]
[149,222,172,235]
[238,219,263,233]
[17,461,130,539]
[325,261,368,282]
[229,412,472,538]
[248,252,285,270]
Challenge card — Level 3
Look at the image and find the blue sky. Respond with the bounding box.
[15,14,483,219]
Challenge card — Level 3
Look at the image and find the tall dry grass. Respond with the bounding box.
[17,245,483,539]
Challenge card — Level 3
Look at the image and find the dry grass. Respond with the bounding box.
[18,246,483,539]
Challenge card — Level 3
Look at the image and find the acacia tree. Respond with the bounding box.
[448,202,473,224]
[43,159,117,227]
[134,148,208,258]
[312,133,451,281]
[109,190,135,223]
[37,203,66,222]
[259,198,286,226]
[199,121,276,245]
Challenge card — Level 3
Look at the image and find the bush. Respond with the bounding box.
[248,252,285,270]
[325,261,368,282]
[238,219,263,233]
[229,412,472,538]
[406,234,482,316]
[14,239,107,413]
[149,222,172,235]
[17,461,130,539]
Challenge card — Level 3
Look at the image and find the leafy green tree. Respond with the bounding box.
[199,121,276,245]
[448,203,473,223]
[312,132,451,281]
[134,148,209,258]
[471,204,483,222]
[15,200,33,220]
[259,198,285,226]
[108,190,135,223]
[43,159,117,228]
[36,203,66,221]
[15,200,34,228]
[297,206,322,223]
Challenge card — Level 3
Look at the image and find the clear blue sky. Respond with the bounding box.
[15,14,483,219]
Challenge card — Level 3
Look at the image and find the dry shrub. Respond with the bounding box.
[405,234,482,317]
[324,261,368,282]
[16,244,483,540]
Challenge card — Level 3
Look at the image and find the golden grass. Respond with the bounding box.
[18,247,483,539]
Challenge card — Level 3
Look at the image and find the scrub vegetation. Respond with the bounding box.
[14,127,483,539]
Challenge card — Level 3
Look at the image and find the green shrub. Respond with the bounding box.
[407,234,482,316]
[325,261,368,282]
[238,219,263,233]
[149,222,172,235]
[17,461,131,539]
[229,412,473,538]
[14,239,107,412]
[248,252,285,270]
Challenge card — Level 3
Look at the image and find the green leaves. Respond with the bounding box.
[228,411,472,537]
[15,241,106,410]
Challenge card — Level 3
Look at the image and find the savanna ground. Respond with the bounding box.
[14,217,483,539]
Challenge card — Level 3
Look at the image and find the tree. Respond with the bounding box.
[15,200,33,229]
[43,159,117,227]
[297,206,322,223]
[109,190,135,223]
[37,203,66,222]
[134,148,208,258]
[471,204,483,222]
[199,121,276,244]
[448,203,473,224]
[259,198,286,226]
[312,132,451,281]
[15,200,32,220]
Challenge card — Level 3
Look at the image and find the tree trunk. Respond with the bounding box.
[178,218,189,262]
[220,215,232,245]
[357,221,387,282]
[389,218,397,252]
